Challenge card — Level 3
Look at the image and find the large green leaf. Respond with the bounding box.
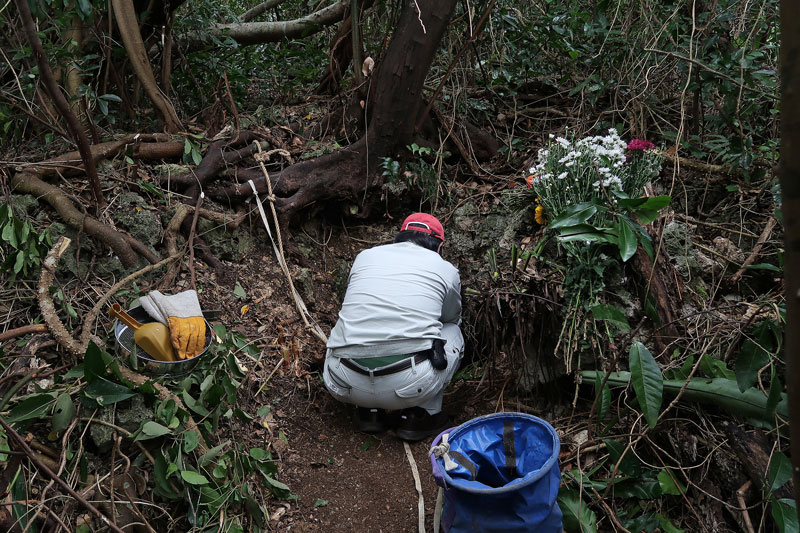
[181,470,210,485]
[6,394,56,423]
[768,452,793,492]
[581,371,789,421]
[615,220,638,262]
[556,224,614,243]
[591,304,631,332]
[548,202,598,229]
[595,379,611,421]
[771,498,799,533]
[84,378,135,406]
[611,477,662,499]
[558,489,597,533]
[629,343,663,429]
[735,339,770,392]
[657,468,685,495]
[51,393,76,433]
[136,421,172,440]
[603,439,642,477]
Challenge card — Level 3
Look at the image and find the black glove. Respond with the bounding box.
[429,339,448,370]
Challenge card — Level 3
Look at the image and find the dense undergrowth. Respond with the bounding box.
[0,0,792,531]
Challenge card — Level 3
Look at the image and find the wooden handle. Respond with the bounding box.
[109,304,143,330]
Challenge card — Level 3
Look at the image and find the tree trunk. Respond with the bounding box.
[211,0,459,223]
[779,0,800,512]
[112,0,182,132]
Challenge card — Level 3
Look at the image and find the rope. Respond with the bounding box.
[404,441,426,533]
[248,142,327,344]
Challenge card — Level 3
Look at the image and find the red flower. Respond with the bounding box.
[525,175,535,187]
[627,139,655,151]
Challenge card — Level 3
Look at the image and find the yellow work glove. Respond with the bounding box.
[140,290,206,359]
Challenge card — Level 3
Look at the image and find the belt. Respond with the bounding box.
[341,350,431,377]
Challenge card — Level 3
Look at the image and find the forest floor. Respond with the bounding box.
[193,216,579,532]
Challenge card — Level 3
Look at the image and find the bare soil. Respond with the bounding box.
[193,216,572,532]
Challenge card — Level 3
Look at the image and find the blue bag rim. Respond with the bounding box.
[431,412,560,495]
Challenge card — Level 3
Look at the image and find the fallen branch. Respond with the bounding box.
[0,417,126,533]
[0,324,48,342]
[730,216,778,282]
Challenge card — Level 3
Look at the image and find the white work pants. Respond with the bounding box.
[323,324,464,415]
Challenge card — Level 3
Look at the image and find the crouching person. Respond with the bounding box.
[323,213,464,441]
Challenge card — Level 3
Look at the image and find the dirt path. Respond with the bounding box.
[199,219,559,531]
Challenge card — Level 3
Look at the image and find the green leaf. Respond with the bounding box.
[591,304,631,331]
[250,448,269,461]
[137,421,171,440]
[76,0,91,17]
[766,370,783,418]
[233,282,247,299]
[13,251,24,273]
[99,93,122,102]
[768,452,793,492]
[656,514,685,533]
[556,224,614,243]
[595,379,610,421]
[611,476,662,499]
[7,394,55,423]
[184,138,192,154]
[181,470,210,485]
[603,439,642,477]
[657,468,684,495]
[558,489,597,533]
[619,195,670,211]
[629,342,663,429]
[581,371,788,421]
[313,498,328,508]
[184,430,200,453]
[191,148,202,165]
[548,202,598,229]
[84,378,135,406]
[615,220,638,262]
[51,393,76,433]
[84,341,108,384]
[735,339,770,392]
[743,263,781,272]
[199,441,230,467]
[263,475,291,493]
[771,498,799,533]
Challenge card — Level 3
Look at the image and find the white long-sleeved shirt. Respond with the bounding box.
[326,242,461,358]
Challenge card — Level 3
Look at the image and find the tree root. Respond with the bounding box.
[12,170,142,267]
[11,134,181,268]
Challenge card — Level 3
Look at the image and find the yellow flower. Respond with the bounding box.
[535,205,547,225]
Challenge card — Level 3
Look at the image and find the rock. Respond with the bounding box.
[662,220,722,277]
[89,407,116,450]
[712,236,746,264]
[153,163,190,179]
[295,267,315,307]
[112,193,163,247]
[116,395,152,434]
[9,194,39,219]
[198,219,254,261]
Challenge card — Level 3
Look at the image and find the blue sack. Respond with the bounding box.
[429,412,562,532]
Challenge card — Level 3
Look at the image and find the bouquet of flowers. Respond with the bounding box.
[526,129,663,225]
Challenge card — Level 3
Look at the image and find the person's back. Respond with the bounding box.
[323,213,464,441]
[326,241,460,357]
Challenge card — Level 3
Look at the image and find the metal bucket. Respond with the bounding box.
[113,305,212,377]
